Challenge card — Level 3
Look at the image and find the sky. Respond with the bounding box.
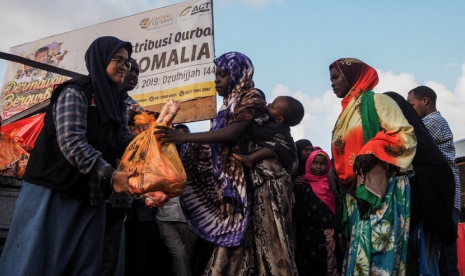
[1,0,465,153]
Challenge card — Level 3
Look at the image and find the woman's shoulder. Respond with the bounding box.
[58,85,86,100]
[52,77,90,102]
[238,89,266,106]
[53,85,88,112]
[373,92,400,107]
[373,92,406,117]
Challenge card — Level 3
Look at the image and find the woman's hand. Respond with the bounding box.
[155,126,187,145]
[353,154,378,176]
[112,171,135,196]
[328,170,341,200]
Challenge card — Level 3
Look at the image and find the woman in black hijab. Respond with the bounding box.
[292,139,314,181]
[0,36,135,276]
[384,92,456,276]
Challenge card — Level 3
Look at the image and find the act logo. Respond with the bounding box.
[179,2,211,17]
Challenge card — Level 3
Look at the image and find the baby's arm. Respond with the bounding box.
[233,147,274,168]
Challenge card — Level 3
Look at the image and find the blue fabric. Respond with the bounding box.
[411,222,440,276]
[0,182,106,276]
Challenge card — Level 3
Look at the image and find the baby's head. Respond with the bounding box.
[267,96,304,127]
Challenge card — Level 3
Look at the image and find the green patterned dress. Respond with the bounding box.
[342,173,411,276]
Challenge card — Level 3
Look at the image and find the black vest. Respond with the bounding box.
[23,76,111,201]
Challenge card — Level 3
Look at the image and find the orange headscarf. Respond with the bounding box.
[330,58,379,113]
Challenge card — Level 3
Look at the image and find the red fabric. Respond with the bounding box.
[458,223,465,274]
[1,113,45,150]
[302,149,336,214]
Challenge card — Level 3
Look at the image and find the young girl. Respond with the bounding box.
[293,148,338,276]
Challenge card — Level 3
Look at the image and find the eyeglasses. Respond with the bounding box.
[110,59,131,70]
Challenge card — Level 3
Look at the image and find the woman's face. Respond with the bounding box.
[301,145,313,162]
[215,66,230,98]
[106,47,129,84]
[330,67,350,98]
[310,154,327,176]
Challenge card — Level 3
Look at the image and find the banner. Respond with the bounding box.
[0,0,215,120]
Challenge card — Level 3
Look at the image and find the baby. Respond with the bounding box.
[234,95,304,171]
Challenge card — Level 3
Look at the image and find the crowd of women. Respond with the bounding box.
[0,35,459,276]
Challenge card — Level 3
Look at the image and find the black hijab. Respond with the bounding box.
[84,36,132,153]
[384,92,456,242]
[292,139,313,181]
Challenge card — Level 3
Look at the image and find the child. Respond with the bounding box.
[233,95,304,173]
[293,148,338,276]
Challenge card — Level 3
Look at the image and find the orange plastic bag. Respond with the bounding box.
[117,101,186,197]
[0,130,30,178]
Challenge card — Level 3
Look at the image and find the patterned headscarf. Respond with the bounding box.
[302,149,335,214]
[214,52,255,109]
[330,58,379,112]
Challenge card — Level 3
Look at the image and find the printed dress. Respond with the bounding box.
[329,58,416,276]
[342,174,411,276]
[202,155,298,275]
